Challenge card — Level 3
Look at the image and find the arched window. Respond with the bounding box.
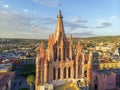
[59,49,61,61]
[58,67,60,79]
[64,67,66,78]
[78,64,80,75]
[85,70,87,77]
[67,47,69,58]
[54,48,57,61]
[63,48,65,60]
[53,67,56,80]
[68,67,71,78]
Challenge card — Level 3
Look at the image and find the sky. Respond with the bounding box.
[0,0,120,39]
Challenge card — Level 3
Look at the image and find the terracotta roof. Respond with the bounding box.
[0,72,15,88]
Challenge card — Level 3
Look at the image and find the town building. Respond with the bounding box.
[0,58,19,72]
[0,72,15,90]
[91,69,120,90]
[20,55,35,65]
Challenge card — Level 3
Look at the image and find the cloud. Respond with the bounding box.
[72,16,88,23]
[24,9,28,12]
[0,8,90,39]
[0,10,32,31]
[32,16,89,30]
[3,5,9,8]
[64,17,112,29]
[33,0,58,6]
[94,19,112,28]
[34,17,56,25]
[0,9,53,39]
[71,31,95,37]
[111,16,120,20]
[96,21,112,28]
[31,16,89,31]
[64,17,88,30]
[111,16,120,19]
[0,7,114,39]
[65,21,88,29]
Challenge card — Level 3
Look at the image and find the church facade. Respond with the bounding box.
[35,10,93,90]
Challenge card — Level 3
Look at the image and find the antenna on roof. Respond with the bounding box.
[59,3,62,7]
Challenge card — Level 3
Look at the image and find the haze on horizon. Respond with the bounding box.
[0,0,120,39]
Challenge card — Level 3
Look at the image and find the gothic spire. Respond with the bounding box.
[87,52,92,84]
[40,41,44,58]
[70,34,72,42]
[58,10,63,18]
[54,10,66,43]
[69,34,73,59]
[77,41,81,53]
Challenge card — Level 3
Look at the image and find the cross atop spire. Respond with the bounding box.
[58,10,63,18]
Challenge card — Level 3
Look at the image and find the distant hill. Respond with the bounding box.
[72,36,120,47]
[73,36,120,43]
[0,36,120,41]
[0,36,120,47]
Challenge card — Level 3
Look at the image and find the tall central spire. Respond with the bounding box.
[58,10,63,18]
[53,10,66,43]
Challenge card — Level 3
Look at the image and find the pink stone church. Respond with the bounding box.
[35,10,120,90]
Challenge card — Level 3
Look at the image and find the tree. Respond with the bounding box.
[27,75,35,90]
[64,80,69,90]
